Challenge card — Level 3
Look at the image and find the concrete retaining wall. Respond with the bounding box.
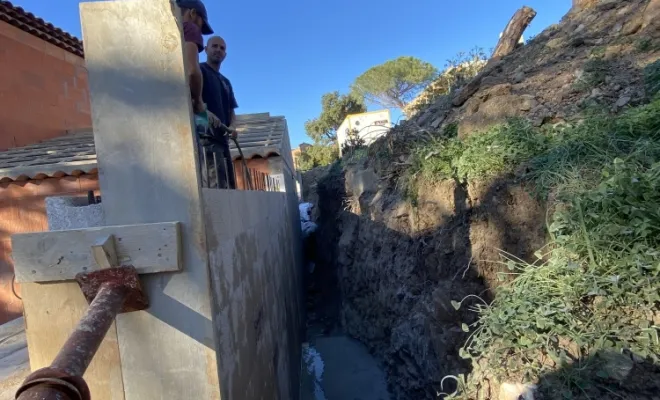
[203,186,303,400]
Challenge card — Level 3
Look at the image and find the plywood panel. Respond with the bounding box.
[80,0,219,398]
[203,189,303,400]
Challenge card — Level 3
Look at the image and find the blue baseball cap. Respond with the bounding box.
[176,0,214,35]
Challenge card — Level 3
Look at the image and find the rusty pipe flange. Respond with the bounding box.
[15,367,91,400]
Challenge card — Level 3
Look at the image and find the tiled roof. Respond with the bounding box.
[0,113,289,182]
[0,131,97,183]
[0,0,84,57]
[231,113,287,160]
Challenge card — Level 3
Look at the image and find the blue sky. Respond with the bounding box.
[13,0,571,147]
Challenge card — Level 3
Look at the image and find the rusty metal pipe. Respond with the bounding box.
[16,282,128,400]
[52,283,128,376]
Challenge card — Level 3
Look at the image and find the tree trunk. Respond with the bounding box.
[492,6,537,58]
[452,6,536,106]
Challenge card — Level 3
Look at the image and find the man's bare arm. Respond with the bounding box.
[230,109,236,127]
[184,42,203,109]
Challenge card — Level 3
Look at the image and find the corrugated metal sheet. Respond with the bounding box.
[0,113,289,182]
[0,0,84,57]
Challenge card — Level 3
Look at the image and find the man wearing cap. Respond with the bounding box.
[200,36,239,189]
[176,0,216,118]
[176,0,224,188]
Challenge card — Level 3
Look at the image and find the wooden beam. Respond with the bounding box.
[92,235,118,269]
[12,222,181,283]
[80,0,220,398]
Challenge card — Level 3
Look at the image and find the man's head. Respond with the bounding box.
[205,36,227,64]
[176,0,213,35]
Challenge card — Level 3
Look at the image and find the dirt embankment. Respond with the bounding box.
[303,1,660,398]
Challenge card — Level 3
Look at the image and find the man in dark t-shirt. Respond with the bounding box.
[201,36,239,189]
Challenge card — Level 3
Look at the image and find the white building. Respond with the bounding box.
[336,110,392,156]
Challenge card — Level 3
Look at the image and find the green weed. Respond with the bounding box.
[407,118,547,188]
[455,159,660,397]
[446,100,660,398]
[528,99,660,198]
[573,58,612,91]
[645,59,660,100]
[590,46,607,59]
[636,37,653,53]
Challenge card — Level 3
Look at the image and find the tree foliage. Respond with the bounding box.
[351,56,438,110]
[403,48,488,117]
[296,143,339,171]
[304,91,366,143]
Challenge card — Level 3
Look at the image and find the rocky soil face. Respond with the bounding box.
[307,159,546,399]
[303,1,660,399]
[410,0,659,136]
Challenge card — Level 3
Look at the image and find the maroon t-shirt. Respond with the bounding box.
[183,21,203,53]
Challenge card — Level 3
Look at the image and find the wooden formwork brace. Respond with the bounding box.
[11,223,181,400]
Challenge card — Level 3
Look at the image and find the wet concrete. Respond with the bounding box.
[300,335,390,400]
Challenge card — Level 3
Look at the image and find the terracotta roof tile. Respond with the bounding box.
[0,114,290,182]
[0,131,97,183]
[0,0,84,57]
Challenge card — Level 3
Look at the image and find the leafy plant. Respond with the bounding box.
[454,159,660,396]
[446,99,660,399]
[407,118,547,188]
[528,99,660,197]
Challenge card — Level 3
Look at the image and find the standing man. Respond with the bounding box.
[201,36,239,189]
[175,0,212,115]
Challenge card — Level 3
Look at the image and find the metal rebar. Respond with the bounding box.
[212,152,219,189]
[222,154,230,190]
[202,147,209,188]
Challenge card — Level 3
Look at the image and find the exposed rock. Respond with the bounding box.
[520,94,538,111]
[513,70,526,83]
[430,116,445,129]
[546,37,564,49]
[500,382,537,400]
[599,0,619,12]
[615,95,632,108]
[643,0,660,29]
[458,94,532,137]
[400,0,657,140]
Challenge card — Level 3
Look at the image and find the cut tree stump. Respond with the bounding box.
[492,6,537,59]
[452,6,536,106]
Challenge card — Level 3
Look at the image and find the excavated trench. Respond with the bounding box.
[298,160,546,399]
[299,163,391,400]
